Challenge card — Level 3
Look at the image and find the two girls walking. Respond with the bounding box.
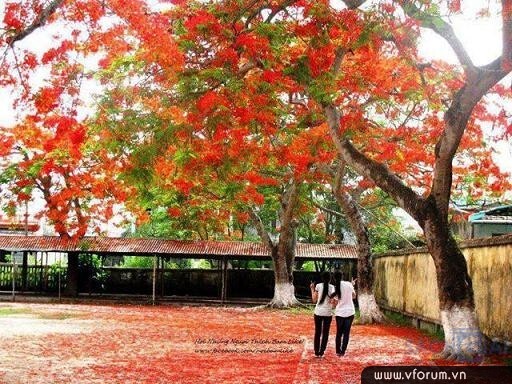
[310,272,356,357]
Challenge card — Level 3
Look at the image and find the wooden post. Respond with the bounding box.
[21,251,28,292]
[221,256,228,303]
[58,253,62,302]
[11,253,16,302]
[44,252,49,291]
[152,254,157,305]
[217,258,222,300]
[34,251,37,289]
[160,256,165,297]
[39,252,44,291]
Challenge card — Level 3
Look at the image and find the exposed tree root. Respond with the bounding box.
[435,347,483,363]
[265,297,307,309]
[242,298,308,312]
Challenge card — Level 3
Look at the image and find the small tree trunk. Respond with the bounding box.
[423,209,484,361]
[355,241,384,324]
[332,166,384,324]
[64,251,79,297]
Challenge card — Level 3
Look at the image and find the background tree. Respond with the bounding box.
[329,162,386,324]
[0,0,137,295]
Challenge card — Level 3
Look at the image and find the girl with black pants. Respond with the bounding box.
[332,272,356,356]
[310,272,335,357]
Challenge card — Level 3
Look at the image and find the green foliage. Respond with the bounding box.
[297,261,316,271]
[385,310,412,327]
[173,148,197,166]
[49,262,66,284]
[361,190,423,252]
[286,305,314,315]
[284,56,311,86]
[254,23,290,52]
[369,224,419,253]
[0,164,17,184]
[230,260,272,269]
[122,256,155,268]
[308,72,336,105]
[78,254,107,291]
[386,310,445,341]
[191,259,214,269]
[165,258,193,269]
[132,206,200,240]
[122,255,192,269]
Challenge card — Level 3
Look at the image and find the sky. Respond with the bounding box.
[417,4,511,174]
[0,1,511,235]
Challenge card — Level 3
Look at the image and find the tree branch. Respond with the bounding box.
[324,105,425,224]
[314,166,417,248]
[249,209,275,250]
[503,0,512,68]
[431,13,511,213]
[311,200,344,218]
[342,0,367,10]
[332,47,347,75]
[264,0,297,24]
[6,0,66,46]
[279,180,299,231]
[401,1,475,71]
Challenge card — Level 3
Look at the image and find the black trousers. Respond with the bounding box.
[335,315,354,355]
[313,314,332,356]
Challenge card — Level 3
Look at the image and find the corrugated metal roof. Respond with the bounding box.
[469,205,512,223]
[0,236,357,260]
[470,217,512,224]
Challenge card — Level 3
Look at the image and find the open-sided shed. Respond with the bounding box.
[0,236,357,303]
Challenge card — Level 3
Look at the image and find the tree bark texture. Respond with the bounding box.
[64,251,79,297]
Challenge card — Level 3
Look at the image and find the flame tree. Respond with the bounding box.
[1,0,510,356]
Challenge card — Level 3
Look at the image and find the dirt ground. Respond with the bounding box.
[0,302,508,384]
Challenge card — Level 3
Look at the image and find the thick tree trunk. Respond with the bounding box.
[358,292,384,324]
[64,251,79,297]
[423,206,484,360]
[332,169,384,323]
[21,251,28,292]
[250,181,301,308]
[269,248,300,307]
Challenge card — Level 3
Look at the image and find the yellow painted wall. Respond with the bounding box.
[374,236,512,342]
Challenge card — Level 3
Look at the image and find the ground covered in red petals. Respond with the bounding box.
[0,303,509,384]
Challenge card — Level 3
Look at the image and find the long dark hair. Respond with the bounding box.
[318,272,331,304]
[333,271,343,299]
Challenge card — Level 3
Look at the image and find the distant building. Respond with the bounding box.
[0,220,42,264]
[0,220,39,236]
[468,205,512,238]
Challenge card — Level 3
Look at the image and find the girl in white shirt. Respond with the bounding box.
[310,272,335,357]
[331,271,356,356]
